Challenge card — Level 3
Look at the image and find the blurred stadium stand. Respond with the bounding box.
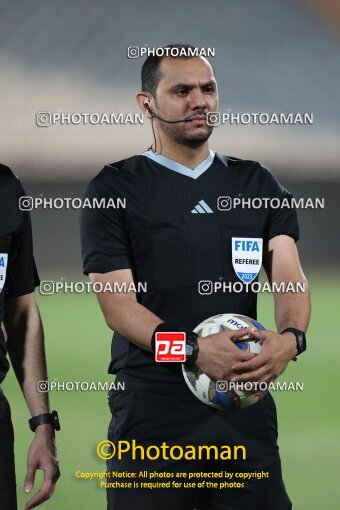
[0,0,339,178]
[0,0,338,268]
[301,0,340,32]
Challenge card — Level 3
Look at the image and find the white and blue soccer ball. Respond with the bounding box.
[182,313,267,410]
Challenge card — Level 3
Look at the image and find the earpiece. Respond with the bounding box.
[143,103,189,124]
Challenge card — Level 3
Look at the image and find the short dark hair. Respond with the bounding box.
[141,43,214,98]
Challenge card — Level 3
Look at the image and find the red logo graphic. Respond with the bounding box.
[155,332,186,362]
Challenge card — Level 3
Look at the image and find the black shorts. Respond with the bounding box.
[106,374,292,510]
[0,388,17,510]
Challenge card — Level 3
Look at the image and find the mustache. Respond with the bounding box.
[184,110,208,121]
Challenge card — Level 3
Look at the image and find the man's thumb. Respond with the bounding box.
[24,464,36,493]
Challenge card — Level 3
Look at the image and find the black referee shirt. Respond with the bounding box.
[0,165,40,383]
[81,151,299,384]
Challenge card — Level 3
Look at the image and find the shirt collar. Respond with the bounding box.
[142,149,215,179]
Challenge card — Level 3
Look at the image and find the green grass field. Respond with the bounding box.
[3,271,340,509]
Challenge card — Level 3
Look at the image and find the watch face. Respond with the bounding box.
[282,328,306,355]
[186,344,194,356]
[52,410,61,430]
[297,332,306,352]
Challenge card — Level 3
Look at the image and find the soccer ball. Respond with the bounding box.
[182,313,266,410]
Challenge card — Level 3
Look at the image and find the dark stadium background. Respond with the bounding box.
[1,1,339,509]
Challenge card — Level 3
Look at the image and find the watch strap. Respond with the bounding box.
[29,410,60,432]
[281,327,306,357]
[184,332,199,367]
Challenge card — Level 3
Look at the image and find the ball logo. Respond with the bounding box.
[155,332,186,362]
[0,253,8,293]
[231,237,263,284]
[227,318,246,329]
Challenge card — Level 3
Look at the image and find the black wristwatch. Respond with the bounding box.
[281,328,306,358]
[184,332,199,367]
[29,410,60,432]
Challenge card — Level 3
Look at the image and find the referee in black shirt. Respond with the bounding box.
[0,166,60,510]
[81,44,310,510]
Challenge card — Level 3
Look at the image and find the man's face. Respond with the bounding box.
[153,57,218,148]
